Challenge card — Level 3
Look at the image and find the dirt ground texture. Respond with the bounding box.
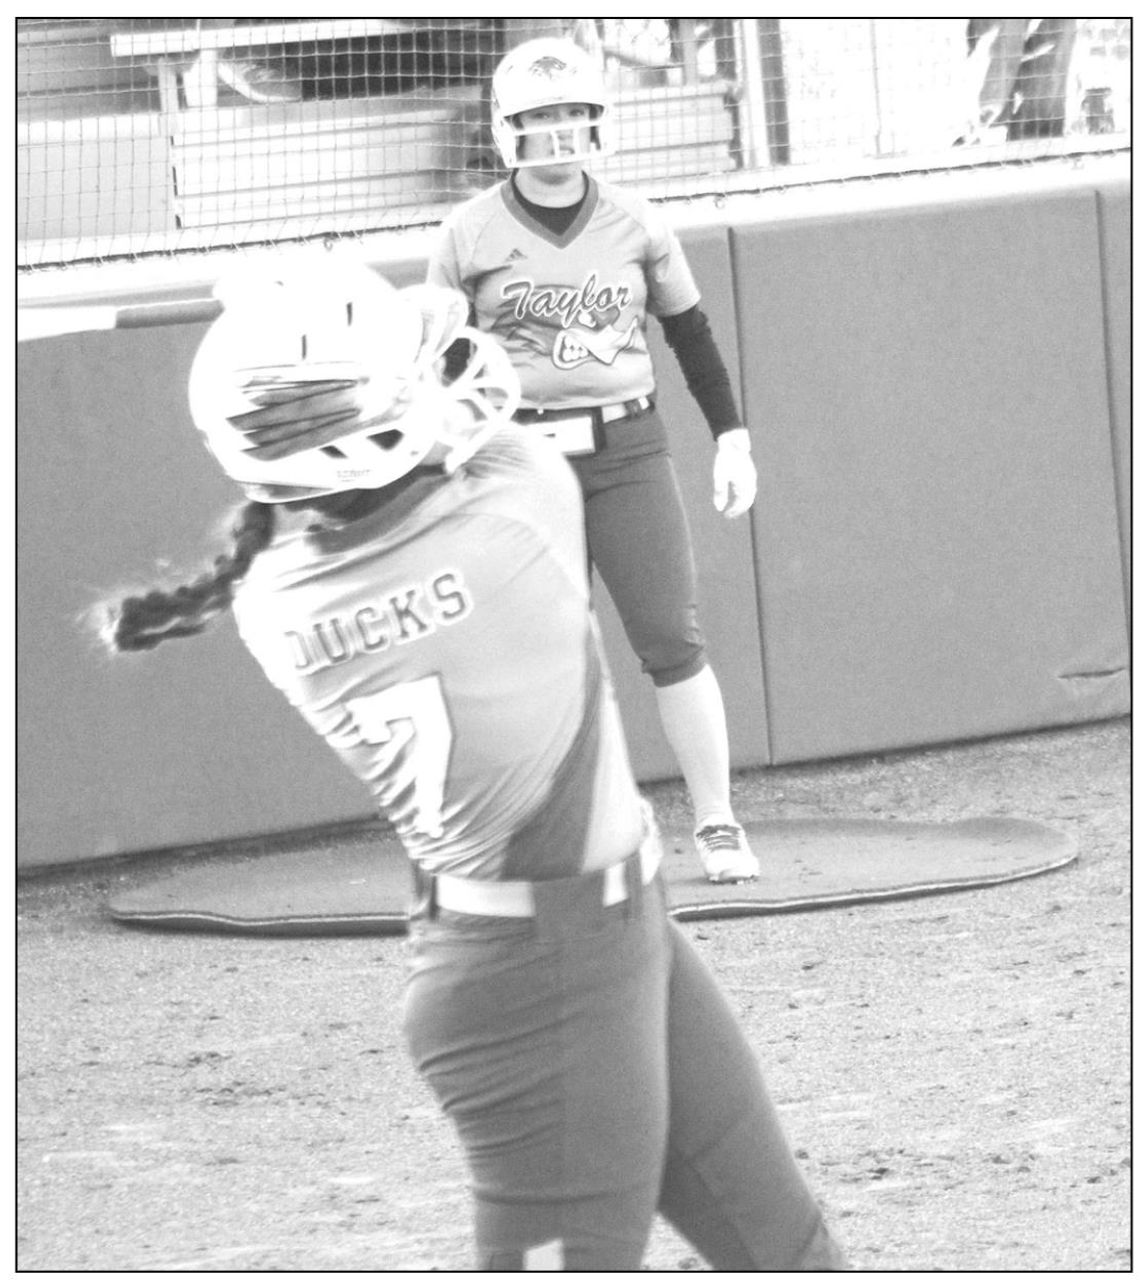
[17,716,1131,1273]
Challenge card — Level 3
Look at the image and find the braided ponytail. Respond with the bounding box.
[98,501,277,654]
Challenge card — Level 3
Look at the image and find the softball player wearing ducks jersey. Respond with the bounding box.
[96,258,847,1271]
[430,36,761,885]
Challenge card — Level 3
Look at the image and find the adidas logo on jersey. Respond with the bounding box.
[506,248,526,262]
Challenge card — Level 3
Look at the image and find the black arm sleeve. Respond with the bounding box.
[659,304,743,438]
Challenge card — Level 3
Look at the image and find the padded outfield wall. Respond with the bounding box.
[17,162,1130,867]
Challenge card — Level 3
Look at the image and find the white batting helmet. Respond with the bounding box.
[188,252,519,503]
[490,37,612,169]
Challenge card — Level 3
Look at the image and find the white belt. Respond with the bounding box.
[432,825,663,918]
[597,395,653,423]
[520,396,654,457]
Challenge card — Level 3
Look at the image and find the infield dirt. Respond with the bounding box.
[17,716,1130,1272]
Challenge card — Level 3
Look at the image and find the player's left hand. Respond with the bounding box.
[713,428,757,519]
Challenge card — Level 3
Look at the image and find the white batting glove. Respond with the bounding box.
[713,428,757,519]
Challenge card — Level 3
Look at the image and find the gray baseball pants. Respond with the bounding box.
[402,854,848,1270]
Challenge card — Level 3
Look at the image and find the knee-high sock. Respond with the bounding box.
[654,665,735,829]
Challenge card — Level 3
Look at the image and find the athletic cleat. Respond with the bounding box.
[695,823,759,884]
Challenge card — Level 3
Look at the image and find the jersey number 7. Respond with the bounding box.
[345,675,454,842]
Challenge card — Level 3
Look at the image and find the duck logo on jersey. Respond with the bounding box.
[550,308,636,370]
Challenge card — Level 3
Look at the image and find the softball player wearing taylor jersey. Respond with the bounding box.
[96,258,847,1270]
[429,36,762,885]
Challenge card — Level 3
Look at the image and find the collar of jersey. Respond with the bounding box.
[501,174,599,248]
[299,467,451,551]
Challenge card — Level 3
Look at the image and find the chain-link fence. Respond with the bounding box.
[17,18,1131,269]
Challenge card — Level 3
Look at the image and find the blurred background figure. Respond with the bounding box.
[959,19,1078,143]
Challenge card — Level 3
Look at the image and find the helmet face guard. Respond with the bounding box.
[188,256,519,503]
[491,38,612,169]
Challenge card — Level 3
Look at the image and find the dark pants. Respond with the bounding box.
[570,408,707,688]
[403,856,848,1270]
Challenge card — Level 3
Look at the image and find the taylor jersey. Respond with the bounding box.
[428,176,700,411]
[232,427,647,881]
